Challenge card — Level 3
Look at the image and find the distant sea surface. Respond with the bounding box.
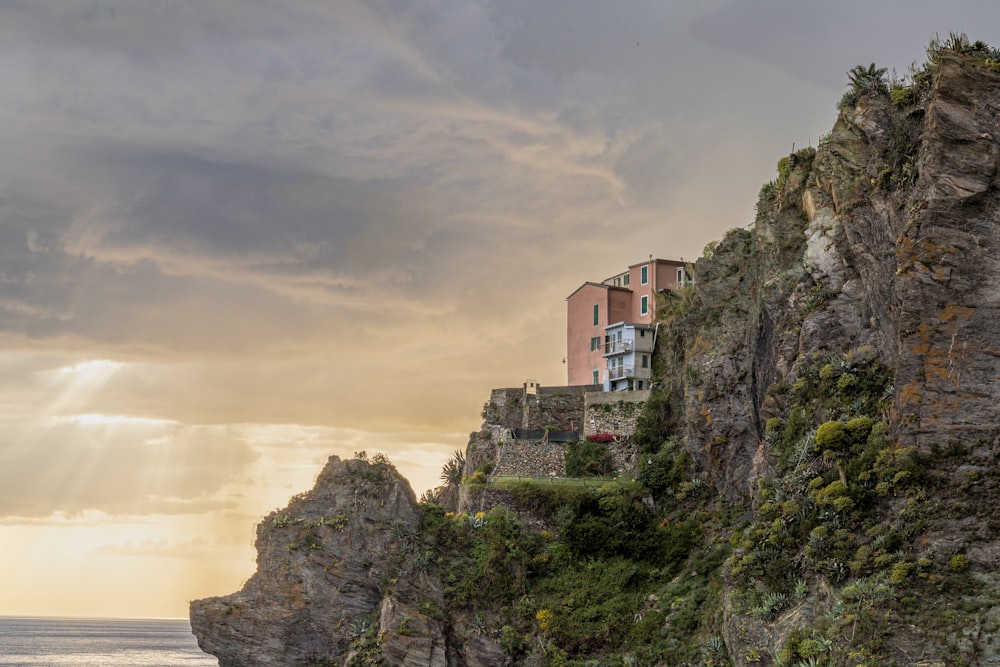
[0,616,218,666]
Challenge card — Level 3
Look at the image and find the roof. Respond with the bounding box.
[603,321,654,331]
[627,257,687,269]
[565,281,632,301]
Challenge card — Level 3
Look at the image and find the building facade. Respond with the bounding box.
[565,257,690,389]
[603,322,654,391]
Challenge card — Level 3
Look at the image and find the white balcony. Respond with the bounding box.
[608,365,635,380]
[604,339,633,355]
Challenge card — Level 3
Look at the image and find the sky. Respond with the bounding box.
[1,0,997,620]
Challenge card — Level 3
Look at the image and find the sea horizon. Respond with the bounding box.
[0,615,218,666]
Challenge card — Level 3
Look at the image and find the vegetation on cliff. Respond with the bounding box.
[418,34,1000,666]
[193,35,1000,667]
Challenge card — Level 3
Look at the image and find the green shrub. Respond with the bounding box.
[462,470,487,487]
[890,84,915,107]
[949,553,971,572]
[565,439,613,477]
[846,416,874,442]
[815,421,847,451]
[638,445,689,498]
[890,560,913,586]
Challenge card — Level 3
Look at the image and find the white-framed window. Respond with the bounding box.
[593,303,599,326]
[640,295,648,315]
[677,267,689,286]
[592,370,599,385]
[640,265,648,285]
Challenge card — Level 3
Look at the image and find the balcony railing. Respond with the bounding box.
[608,365,635,380]
[605,339,633,355]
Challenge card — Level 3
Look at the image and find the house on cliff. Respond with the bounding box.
[566,257,690,390]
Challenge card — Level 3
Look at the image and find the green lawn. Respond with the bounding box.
[490,475,616,490]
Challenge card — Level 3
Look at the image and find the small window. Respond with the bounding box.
[640,330,645,337]
[592,370,599,385]
[623,273,630,286]
[593,304,599,326]
[642,354,649,368]
[637,381,643,390]
[641,265,648,285]
[677,267,689,286]
[640,295,648,315]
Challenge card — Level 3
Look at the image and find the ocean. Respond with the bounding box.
[0,616,218,666]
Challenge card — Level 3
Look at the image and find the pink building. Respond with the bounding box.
[565,258,690,388]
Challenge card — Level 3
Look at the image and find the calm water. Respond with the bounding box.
[0,617,218,666]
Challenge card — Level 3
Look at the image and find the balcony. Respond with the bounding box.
[604,339,633,355]
[608,365,635,381]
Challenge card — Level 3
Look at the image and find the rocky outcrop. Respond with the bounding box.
[659,49,1000,666]
[667,50,1000,508]
[191,456,458,667]
[191,45,1000,667]
[894,52,1000,451]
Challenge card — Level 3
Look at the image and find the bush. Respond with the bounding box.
[949,553,971,572]
[638,444,689,497]
[565,439,613,477]
[815,421,847,452]
[462,470,487,488]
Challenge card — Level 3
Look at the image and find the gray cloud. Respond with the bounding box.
[2,0,1000,519]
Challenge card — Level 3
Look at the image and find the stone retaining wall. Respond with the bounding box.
[492,436,566,478]
[584,390,649,437]
[491,433,638,480]
[484,383,600,432]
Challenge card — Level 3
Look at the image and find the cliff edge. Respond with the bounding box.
[192,39,1000,667]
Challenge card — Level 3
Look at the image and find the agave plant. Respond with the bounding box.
[439,449,465,487]
[847,63,889,95]
[840,62,889,109]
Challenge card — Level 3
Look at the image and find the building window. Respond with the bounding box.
[677,267,689,286]
[640,295,648,315]
[642,354,649,368]
[640,329,645,337]
[641,265,648,285]
[593,304,599,326]
[590,336,600,351]
[637,381,643,390]
[593,370,599,385]
[624,273,630,286]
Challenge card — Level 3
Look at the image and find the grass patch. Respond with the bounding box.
[491,476,615,490]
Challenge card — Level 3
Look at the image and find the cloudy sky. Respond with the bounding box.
[1,1,997,619]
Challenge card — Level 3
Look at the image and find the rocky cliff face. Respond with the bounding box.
[192,45,1000,667]
[661,50,1000,505]
[191,456,467,667]
[655,48,1000,665]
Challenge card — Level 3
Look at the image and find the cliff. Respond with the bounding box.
[192,39,1000,666]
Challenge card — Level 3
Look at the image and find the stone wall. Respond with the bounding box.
[584,390,650,436]
[492,434,566,478]
[523,385,595,432]
[483,383,599,432]
[485,388,523,429]
[491,431,638,480]
[473,385,643,493]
